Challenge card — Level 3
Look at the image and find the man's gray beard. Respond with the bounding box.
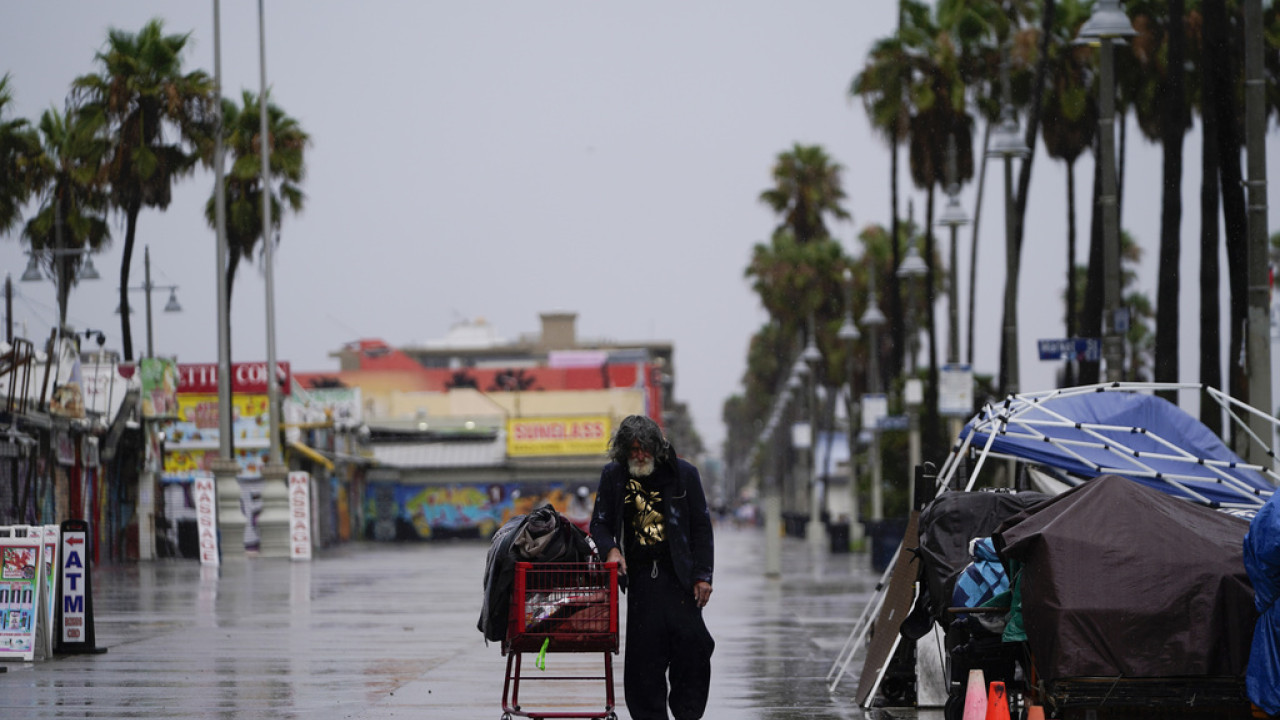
[628,457,655,478]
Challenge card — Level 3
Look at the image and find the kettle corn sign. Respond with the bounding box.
[506,417,610,457]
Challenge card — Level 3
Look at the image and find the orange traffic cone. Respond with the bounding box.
[1025,705,1046,720]
[985,681,1010,720]
[961,669,987,720]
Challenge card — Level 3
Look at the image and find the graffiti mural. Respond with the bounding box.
[362,482,597,541]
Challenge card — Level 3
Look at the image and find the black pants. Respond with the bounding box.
[624,559,715,720]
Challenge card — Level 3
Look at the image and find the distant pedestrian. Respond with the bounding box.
[566,485,593,533]
[590,415,715,720]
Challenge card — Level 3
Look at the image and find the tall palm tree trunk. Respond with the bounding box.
[889,138,904,386]
[1205,0,1250,436]
[923,184,941,461]
[1002,0,1054,394]
[118,204,139,361]
[1155,0,1186,403]
[1065,159,1078,387]
[1199,55,1223,436]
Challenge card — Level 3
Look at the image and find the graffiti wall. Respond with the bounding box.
[363,481,596,541]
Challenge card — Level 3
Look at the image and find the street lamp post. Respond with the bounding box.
[939,135,970,366]
[802,327,825,549]
[837,269,863,546]
[115,245,181,561]
[938,136,971,443]
[117,246,182,358]
[256,0,292,558]
[861,276,887,521]
[1078,0,1135,383]
[988,32,1031,396]
[20,213,100,386]
[897,240,927,374]
[211,0,246,557]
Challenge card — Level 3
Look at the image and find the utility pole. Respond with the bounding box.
[212,0,248,555]
[1244,0,1273,466]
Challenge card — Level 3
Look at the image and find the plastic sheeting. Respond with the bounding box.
[477,505,592,642]
[997,475,1257,680]
[962,391,1270,507]
[1244,490,1280,715]
[916,490,1049,629]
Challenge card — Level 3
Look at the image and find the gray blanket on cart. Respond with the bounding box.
[477,504,592,642]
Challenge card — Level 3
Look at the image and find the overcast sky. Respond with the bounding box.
[3,2,1278,454]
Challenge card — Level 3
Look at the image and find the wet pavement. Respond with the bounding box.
[1,523,942,720]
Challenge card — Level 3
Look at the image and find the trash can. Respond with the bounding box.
[866,517,907,573]
[828,521,851,554]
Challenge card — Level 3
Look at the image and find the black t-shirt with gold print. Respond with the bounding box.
[624,474,667,567]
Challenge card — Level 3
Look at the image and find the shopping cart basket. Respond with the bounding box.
[501,561,620,720]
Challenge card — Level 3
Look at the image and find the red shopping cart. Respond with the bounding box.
[501,561,620,720]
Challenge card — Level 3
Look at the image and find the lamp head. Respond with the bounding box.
[77,255,101,281]
[860,303,886,328]
[1078,0,1136,41]
[938,190,969,227]
[21,254,43,282]
[987,115,1030,158]
[837,317,860,342]
[163,288,182,313]
[897,245,928,279]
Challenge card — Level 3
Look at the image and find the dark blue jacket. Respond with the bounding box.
[590,454,714,592]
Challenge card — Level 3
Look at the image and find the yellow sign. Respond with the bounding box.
[507,416,611,457]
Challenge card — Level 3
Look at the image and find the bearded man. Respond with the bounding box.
[590,414,715,720]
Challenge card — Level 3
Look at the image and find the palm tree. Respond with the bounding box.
[22,107,111,326]
[0,74,42,236]
[852,2,916,383]
[1201,0,1250,432]
[204,90,309,305]
[901,6,979,460]
[1040,0,1096,386]
[1120,1,1191,400]
[758,143,850,246]
[735,143,852,469]
[71,19,215,361]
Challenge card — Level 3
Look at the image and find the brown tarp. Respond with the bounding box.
[996,474,1257,680]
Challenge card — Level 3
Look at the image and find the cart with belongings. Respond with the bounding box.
[479,504,621,720]
[829,383,1280,719]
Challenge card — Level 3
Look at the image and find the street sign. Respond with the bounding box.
[1037,337,1101,362]
[878,415,909,431]
[940,364,974,417]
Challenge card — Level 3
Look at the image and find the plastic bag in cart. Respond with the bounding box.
[477,504,594,642]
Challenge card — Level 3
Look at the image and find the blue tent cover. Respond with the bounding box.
[963,391,1271,507]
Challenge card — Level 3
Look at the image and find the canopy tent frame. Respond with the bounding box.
[827,382,1280,701]
[936,382,1278,509]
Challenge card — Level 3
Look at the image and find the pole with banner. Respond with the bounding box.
[289,471,313,561]
[193,472,220,567]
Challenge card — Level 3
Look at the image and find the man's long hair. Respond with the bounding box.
[608,415,669,466]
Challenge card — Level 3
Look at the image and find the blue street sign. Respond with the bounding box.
[878,415,909,431]
[1037,337,1101,362]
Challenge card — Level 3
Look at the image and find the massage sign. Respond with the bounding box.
[54,520,105,655]
[289,472,313,561]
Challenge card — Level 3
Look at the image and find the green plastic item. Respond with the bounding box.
[536,637,550,670]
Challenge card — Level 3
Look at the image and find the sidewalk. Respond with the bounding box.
[0,522,927,720]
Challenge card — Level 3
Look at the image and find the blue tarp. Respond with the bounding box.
[1245,491,1280,715]
[963,392,1271,507]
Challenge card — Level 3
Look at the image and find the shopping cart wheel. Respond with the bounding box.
[501,714,512,720]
